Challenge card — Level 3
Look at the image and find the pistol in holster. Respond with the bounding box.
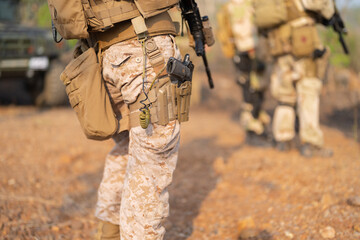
[167,54,194,123]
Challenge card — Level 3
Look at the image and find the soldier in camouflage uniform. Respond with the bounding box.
[219,0,271,146]
[48,0,207,238]
[95,35,182,240]
[255,0,336,157]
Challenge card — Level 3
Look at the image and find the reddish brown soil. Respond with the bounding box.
[0,101,359,239]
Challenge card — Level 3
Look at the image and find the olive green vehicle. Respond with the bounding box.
[0,0,67,106]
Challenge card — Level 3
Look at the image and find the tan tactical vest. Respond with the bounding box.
[266,0,321,57]
[48,0,179,40]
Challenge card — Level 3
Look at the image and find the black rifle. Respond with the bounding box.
[179,0,214,89]
[326,8,349,55]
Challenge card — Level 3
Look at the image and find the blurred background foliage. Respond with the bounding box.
[19,0,76,47]
[320,6,360,72]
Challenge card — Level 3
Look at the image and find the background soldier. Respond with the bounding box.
[47,0,213,239]
[217,0,271,146]
[253,0,338,157]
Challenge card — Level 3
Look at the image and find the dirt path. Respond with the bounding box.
[0,106,359,239]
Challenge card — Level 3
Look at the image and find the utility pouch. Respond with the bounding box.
[291,24,317,58]
[268,23,291,57]
[129,54,193,128]
[202,16,215,47]
[176,81,192,123]
[156,78,177,125]
[47,0,89,39]
[60,48,118,140]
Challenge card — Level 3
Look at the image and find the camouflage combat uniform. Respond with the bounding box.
[226,0,270,136]
[271,54,324,147]
[95,35,182,239]
[264,0,335,154]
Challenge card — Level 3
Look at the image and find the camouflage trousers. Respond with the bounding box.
[240,103,270,135]
[95,35,181,240]
[271,54,323,147]
[236,68,270,135]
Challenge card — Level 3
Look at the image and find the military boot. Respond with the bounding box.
[299,143,333,158]
[95,220,120,240]
[245,131,273,147]
[274,140,293,152]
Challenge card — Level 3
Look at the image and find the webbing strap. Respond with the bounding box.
[93,4,138,19]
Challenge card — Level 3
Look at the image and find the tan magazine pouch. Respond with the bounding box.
[60,48,119,140]
[129,77,191,128]
[176,81,192,123]
[47,0,89,39]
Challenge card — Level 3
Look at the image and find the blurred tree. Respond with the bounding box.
[320,5,360,72]
[19,0,44,26]
[37,3,51,28]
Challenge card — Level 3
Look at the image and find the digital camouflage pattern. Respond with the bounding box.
[227,0,269,135]
[95,35,182,240]
[102,35,180,105]
[271,54,323,147]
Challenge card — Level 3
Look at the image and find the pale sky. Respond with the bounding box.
[337,0,360,7]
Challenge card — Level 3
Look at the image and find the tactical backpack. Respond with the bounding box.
[253,0,335,29]
[253,0,288,29]
[47,0,179,39]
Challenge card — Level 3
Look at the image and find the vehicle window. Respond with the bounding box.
[0,0,19,22]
